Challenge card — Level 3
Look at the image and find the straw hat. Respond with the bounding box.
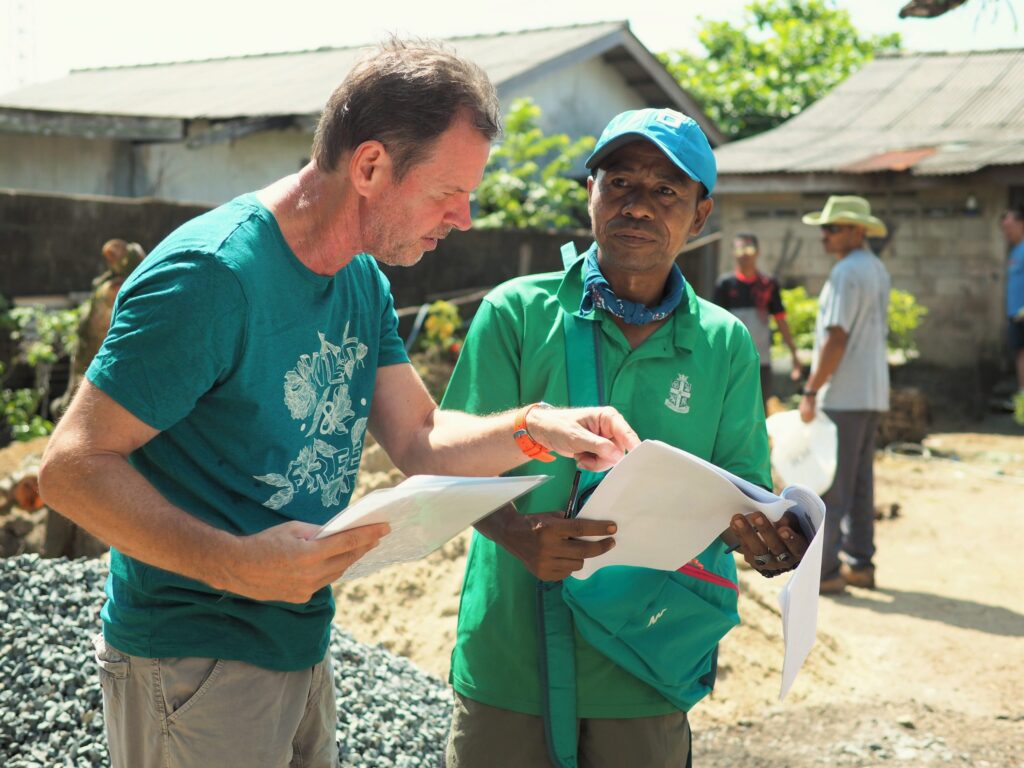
[802,195,887,237]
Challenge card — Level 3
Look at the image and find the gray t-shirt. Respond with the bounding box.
[813,249,891,411]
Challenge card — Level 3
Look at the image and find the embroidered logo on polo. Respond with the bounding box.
[665,373,692,414]
[254,325,369,511]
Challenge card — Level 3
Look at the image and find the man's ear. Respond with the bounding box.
[348,140,392,197]
[690,196,714,237]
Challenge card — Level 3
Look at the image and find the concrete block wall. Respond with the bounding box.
[718,186,1010,369]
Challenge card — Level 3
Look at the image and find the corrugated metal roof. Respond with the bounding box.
[0,22,630,120]
[716,48,1024,177]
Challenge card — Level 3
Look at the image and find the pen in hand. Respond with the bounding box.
[564,469,582,519]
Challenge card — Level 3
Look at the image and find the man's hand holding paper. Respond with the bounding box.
[724,511,810,577]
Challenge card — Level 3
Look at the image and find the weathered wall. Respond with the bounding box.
[1,190,716,310]
[0,134,132,197]
[133,125,313,204]
[518,56,650,178]
[0,190,208,297]
[716,184,1009,369]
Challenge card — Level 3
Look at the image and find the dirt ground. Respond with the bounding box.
[333,413,1024,766]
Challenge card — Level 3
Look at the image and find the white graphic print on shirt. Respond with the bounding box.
[255,325,369,511]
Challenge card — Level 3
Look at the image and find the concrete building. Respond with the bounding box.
[714,48,1024,370]
[0,21,719,206]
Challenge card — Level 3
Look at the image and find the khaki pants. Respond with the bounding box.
[94,633,338,768]
[445,693,691,768]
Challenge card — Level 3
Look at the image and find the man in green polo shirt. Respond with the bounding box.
[442,109,808,767]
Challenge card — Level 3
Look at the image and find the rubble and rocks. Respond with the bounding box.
[0,556,453,768]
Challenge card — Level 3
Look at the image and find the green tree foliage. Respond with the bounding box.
[660,0,901,139]
[473,98,595,230]
[775,286,928,355]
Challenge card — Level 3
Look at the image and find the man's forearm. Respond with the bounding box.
[384,407,526,477]
[39,450,237,589]
[386,405,635,478]
[776,317,800,358]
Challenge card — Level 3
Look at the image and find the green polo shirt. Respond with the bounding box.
[441,252,770,718]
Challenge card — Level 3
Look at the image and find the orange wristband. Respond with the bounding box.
[513,403,556,463]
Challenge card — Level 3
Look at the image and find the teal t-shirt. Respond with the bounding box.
[441,254,770,717]
[86,193,408,671]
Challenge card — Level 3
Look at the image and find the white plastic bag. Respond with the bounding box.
[765,410,838,495]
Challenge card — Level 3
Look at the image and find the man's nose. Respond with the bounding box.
[621,190,655,219]
[446,193,473,231]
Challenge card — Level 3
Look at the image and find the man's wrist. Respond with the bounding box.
[513,402,556,463]
[801,388,817,397]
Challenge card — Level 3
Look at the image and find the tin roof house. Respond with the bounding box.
[712,48,1024,370]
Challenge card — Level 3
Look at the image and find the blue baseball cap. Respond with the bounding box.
[585,108,717,196]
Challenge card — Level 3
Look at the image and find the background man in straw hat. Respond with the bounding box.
[799,195,890,595]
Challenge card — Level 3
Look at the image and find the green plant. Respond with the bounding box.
[473,98,595,230]
[419,300,462,353]
[0,303,81,442]
[773,287,928,355]
[660,0,901,140]
[774,286,818,351]
[0,378,53,440]
[887,289,929,354]
[7,305,80,366]
[1014,391,1024,427]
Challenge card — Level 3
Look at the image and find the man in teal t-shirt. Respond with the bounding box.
[39,42,640,768]
[443,110,809,767]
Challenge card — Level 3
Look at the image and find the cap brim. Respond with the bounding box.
[586,132,702,188]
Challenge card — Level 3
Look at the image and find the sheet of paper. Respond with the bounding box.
[573,440,794,579]
[313,474,549,580]
[777,486,825,700]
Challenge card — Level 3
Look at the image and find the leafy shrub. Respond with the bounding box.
[774,287,928,355]
[1,302,80,442]
[473,99,595,230]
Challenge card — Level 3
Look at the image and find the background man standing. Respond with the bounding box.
[799,195,891,595]
[713,233,802,411]
[39,40,638,768]
[1001,205,1024,401]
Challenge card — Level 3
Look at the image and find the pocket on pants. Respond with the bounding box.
[93,633,129,681]
[160,657,225,725]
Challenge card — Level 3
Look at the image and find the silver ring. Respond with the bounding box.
[776,551,792,563]
[754,553,772,566]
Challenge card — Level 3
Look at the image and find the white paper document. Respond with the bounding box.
[314,474,549,580]
[572,439,825,700]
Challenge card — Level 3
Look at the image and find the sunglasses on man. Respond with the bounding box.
[820,224,851,234]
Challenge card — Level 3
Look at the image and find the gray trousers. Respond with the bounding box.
[94,633,338,768]
[445,692,691,768]
[821,409,882,579]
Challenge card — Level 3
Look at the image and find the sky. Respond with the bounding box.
[2,0,1022,95]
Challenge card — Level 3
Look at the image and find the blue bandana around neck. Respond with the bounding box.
[578,245,686,325]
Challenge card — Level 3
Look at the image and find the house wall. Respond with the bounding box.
[717,184,1009,370]
[513,57,650,177]
[133,125,312,205]
[0,133,131,197]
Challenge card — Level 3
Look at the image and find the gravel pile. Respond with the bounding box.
[0,555,452,768]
